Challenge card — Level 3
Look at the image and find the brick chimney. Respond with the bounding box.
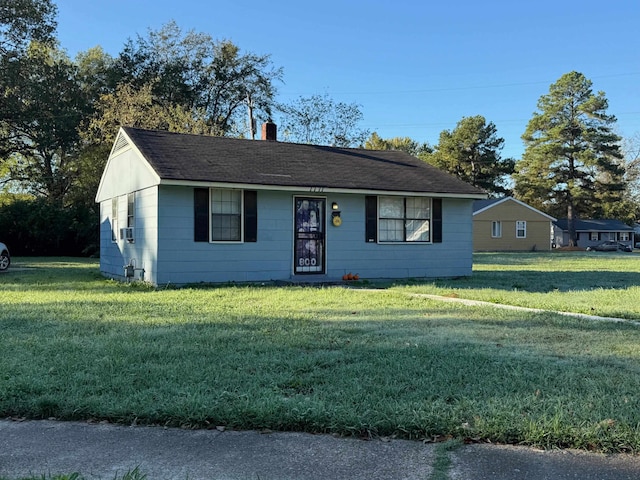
[261,121,277,141]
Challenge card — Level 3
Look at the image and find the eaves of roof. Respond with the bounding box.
[553,219,634,231]
[120,127,486,198]
[472,197,556,220]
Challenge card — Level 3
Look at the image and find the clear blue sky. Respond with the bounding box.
[54,0,639,159]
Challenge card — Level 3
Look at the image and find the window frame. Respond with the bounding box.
[378,196,432,243]
[491,221,502,238]
[365,196,442,244]
[127,193,135,229]
[516,220,527,239]
[210,188,243,243]
[194,188,258,244]
[111,197,118,242]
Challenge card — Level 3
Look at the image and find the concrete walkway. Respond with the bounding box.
[404,292,640,326]
[2,420,640,479]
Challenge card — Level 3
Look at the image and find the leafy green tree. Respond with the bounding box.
[0,0,68,197]
[0,0,57,55]
[364,132,432,157]
[0,196,97,255]
[74,46,119,108]
[513,71,625,245]
[0,43,89,201]
[622,133,640,221]
[83,81,209,145]
[114,21,282,137]
[76,81,211,206]
[0,12,285,255]
[424,115,514,195]
[278,93,369,147]
[0,0,98,255]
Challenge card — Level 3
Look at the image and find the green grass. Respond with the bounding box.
[0,468,146,480]
[393,251,640,319]
[2,254,640,453]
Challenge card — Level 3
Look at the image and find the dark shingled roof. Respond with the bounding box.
[554,218,634,232]
[472,198,504,212]
[122,127,485,196]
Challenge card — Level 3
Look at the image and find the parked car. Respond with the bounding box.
[586,241,632,252]
[618,243,633,252]
[0,241,10,270]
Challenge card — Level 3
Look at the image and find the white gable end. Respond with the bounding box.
[95,128,161,202]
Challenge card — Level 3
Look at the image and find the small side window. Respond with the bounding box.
[491,221,502,238]
[111,198,118,242]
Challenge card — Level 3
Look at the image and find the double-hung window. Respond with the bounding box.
[365,196,442,244]
[491,221,502,238]
[379,196,431,242]
[127,193,135,229]
[211,189,242,241]
[516,220,527,238]
[194,188,258,243]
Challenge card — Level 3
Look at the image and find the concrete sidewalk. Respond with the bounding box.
[2,420,640,479]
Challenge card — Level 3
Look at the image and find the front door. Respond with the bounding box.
[294,197,325,274]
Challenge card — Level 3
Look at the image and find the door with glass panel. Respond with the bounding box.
[294,197,325,274]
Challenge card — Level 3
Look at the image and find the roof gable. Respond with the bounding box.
[117,127,485,197]
[473,197,556,220]
[95,129,161,202]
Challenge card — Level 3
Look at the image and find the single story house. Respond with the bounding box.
[472,197,556,251]
[553,219,635,249]
[95,124,485,285]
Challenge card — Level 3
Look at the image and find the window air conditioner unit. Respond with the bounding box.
[120,227,134,242]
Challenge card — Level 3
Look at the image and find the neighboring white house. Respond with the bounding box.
[552,219,635,249]
[95,124,486,285]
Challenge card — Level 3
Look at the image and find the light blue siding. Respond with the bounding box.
[100,185,474,285]
[155,187,293,285]
[325,195,472,280]
[95,147,159,202]
[99,187,158,283]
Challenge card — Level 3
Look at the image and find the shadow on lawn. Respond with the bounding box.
[421,270,640,293]
[3,300,640,451]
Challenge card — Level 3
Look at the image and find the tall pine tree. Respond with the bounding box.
[513,71,625,246]
[425,115,515,196]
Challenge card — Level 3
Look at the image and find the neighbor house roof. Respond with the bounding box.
[116,127,486,197]
[472,197,556,220]
[554,219,634,232]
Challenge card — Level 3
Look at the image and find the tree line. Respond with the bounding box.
[1,0,637,255]
[371,72,636,246]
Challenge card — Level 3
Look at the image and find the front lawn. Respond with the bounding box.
[1,254,640,453]
[395,251,640,319]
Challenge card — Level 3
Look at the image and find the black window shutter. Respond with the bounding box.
[365,196,377,242]
[432,198,442,243]
[194,188,209,242]
[244,190,258,242]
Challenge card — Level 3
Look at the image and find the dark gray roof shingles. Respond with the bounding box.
[472,198,504,212]
[123,127,484,196]
[554,218,634,231]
